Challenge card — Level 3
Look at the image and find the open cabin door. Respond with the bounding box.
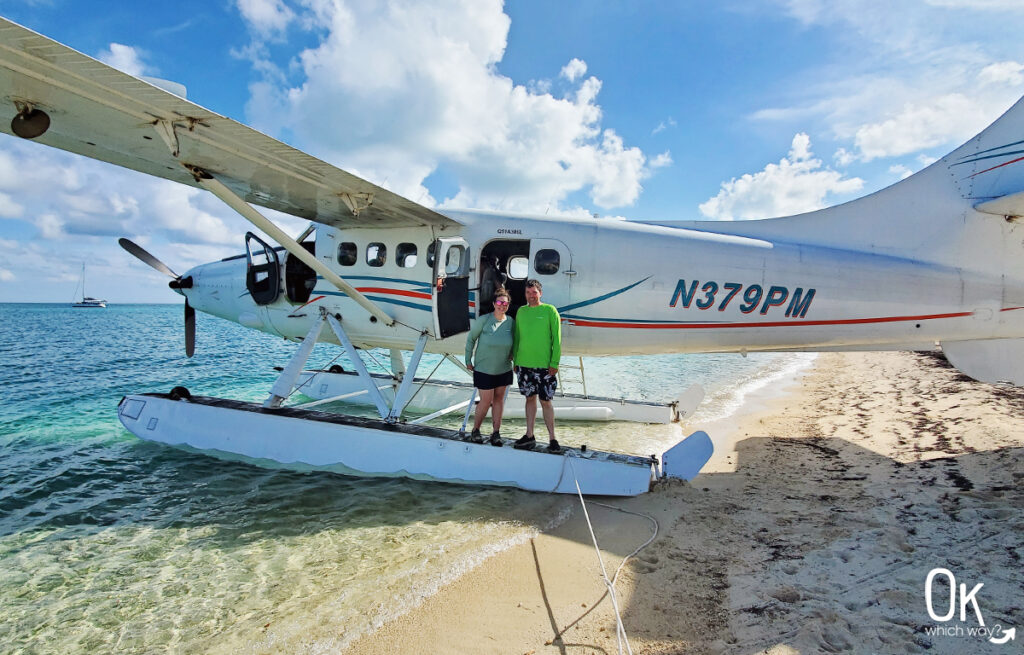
[245,231,281,305]
[432,237,471,338]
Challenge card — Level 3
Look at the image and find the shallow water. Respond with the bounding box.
[0,303,809,653]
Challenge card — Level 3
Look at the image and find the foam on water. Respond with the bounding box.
[0,304,813,653]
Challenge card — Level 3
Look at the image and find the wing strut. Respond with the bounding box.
[189,166,396,327]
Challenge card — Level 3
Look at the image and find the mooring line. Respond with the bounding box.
[564,457,660,655]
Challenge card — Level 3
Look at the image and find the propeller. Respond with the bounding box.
[119,238,196,358]
[118,238,178,278]
[184,300,195,358]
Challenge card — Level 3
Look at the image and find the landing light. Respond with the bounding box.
[11,104,50,139]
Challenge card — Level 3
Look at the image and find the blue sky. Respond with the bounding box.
[1,0,1023,302]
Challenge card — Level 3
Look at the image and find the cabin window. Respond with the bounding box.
[366,243,387,267]
[444,245,466,276]
[338,242,357,266]
[507,256,528,280]
[397,243,418,268]
[534,249,560,275]
[426,242,436,268]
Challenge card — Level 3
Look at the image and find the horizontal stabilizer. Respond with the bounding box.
[973,190,1024,218]
[661,430,714,481]
[942,338,1024,385]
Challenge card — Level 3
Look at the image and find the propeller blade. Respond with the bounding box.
[185,299,195,358]
[118,238,179,279]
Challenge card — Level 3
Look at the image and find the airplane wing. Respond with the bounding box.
[0,17,458,230]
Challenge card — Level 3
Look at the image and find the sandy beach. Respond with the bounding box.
[343,351,1023,655]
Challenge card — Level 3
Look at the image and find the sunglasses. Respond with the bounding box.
[493,300,510,306]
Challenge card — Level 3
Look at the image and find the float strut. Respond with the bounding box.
[326,312,392,420]
[264,315,325,408]
[388,331,429,422]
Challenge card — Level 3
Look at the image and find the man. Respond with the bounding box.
[512,279,562,453]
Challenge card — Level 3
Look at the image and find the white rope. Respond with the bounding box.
[567,457,635,655]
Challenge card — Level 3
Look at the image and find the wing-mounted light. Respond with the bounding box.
[10,100,49,139]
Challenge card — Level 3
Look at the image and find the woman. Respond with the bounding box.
[464,288,514,445]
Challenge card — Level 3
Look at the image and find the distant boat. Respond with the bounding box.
[72,263,107,308]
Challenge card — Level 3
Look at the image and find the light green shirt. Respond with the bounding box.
[513,303,561,369]
[464,314,514,374]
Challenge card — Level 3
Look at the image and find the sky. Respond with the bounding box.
[0,0,1023,302]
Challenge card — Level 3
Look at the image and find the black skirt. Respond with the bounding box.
[473,369,513,390]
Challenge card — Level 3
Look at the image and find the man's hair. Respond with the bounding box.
[525,279,542,291]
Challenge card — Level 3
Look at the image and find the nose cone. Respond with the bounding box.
[175,258,250,323]
[167,273,194,296]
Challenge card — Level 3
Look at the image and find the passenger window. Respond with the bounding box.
[534,249,560,275]
[397,243,417,268]
[338,242,357,266]
[507,256,528,280]
[426,242,436,268]
[367,243,387,267]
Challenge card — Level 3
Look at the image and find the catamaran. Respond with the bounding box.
[71,263,106,308]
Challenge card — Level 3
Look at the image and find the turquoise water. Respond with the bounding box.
[0,303,806,653]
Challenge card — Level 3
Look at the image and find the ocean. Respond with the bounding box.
[0,303,812,653]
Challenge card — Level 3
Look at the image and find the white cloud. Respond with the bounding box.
[0,191,24,218]
[888,164,913,180]
[38,212,65,239]
[240,0,662,211]
[649,151,673,168]
[652,117,677,135]
[833,147,856,167]
[757,1,1024,165]
[0,140,245,245]
[560,58,587,82]
[96,43,149,77]
[979,60,1024,87]
[699,133,864,220]
[236,0,295,36]
[852,93,986,161]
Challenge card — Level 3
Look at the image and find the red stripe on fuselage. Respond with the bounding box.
[967,155,1024,179]
[566,310,974,329]
[356,287,431,300]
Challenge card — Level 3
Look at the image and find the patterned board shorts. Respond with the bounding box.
[516,367,558,401]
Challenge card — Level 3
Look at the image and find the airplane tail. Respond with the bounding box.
[684,94,1024,274]
[679,93,1024,385]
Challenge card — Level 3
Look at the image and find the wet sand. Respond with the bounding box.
[342,351,1024,654]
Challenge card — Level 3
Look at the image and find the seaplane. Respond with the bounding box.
[3,18,1023,496]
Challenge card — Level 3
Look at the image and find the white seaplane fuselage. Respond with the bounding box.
[181,206,1024,362]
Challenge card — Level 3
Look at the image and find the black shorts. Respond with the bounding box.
[516,367,558,401]
[473,369,513,390]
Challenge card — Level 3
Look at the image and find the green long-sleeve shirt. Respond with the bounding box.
[464,314,514,374]
[513,303,561,369]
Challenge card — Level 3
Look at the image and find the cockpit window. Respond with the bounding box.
[338,242,357,266]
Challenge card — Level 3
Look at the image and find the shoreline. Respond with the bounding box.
[342,351,1024,654]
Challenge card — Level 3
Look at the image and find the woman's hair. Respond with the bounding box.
[493,287,511,304]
